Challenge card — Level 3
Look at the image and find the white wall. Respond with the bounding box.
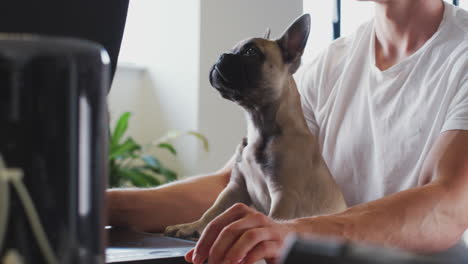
[109,0,200,176]
[302,1,334,62]
[110,0,303,177]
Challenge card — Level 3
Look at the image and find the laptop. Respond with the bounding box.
[106,227,196,264]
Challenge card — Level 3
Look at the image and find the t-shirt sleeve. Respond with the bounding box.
[442,73,468,132]
[295,61,321,136]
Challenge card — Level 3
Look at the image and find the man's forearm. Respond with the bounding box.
[107,173,229,232]
[290,183,467,253]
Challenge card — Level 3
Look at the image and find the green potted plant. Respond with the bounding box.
[108,112,208,188]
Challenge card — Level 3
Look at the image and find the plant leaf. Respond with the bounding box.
[142,155,161,168]
[144,165,161,174]
[132,168,161,186]
[153,130,209,152]
[187,131,209,152]
[109,137,141,160]
[144,164,177,182]
[117,168,160,187]
[116,169,145,187]
[109,163,122,188]
[111,112,131,148]
[158,130,183,142]
[157,143,177,155]
[159,167,178,181]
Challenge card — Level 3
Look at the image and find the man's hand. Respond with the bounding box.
[185,203,294,264]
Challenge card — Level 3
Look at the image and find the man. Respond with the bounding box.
[108,0,468,263]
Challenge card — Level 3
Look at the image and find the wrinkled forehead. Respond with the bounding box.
[232,38,283,64]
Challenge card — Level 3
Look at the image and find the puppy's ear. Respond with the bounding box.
[263,28,271,39]
[277,14,311,73]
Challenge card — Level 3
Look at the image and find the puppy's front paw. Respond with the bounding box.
[164,221,204,240]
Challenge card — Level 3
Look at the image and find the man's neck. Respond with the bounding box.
[374,0,445,70]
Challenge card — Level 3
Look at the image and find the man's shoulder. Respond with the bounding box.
[303,19,372,68]
[444,5,468,82]
[296,19,373,92]
[451,4,468,32]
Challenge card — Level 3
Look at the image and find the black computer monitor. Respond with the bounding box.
[0,0,129,87]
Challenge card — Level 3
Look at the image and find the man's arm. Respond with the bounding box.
[107,156,233,232]
[188,130,468,264]
[297,130,468,252]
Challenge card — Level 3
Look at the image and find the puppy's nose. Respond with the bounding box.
[219,53,228,61]
[218,53,235,64]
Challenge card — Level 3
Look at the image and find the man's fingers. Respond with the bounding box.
[192,203,253,264]
[241,241,281,264]
[185,248,195,263]
[208,213,271,264]
[224,226,279,263]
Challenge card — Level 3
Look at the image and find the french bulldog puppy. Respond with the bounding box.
[165,14,346,239]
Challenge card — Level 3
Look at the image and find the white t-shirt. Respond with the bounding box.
[296,2,468,206]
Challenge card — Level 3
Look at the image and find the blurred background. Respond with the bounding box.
[108,0,468,178]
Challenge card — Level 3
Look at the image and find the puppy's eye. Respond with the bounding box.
[242,47,259,57]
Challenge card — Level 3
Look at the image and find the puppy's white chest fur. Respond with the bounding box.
[237,120,272,214]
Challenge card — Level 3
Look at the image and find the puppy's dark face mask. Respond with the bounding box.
[209,14,311,109]
[209,39,270,108]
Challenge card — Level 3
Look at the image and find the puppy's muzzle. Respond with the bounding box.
[210,53,244,88]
